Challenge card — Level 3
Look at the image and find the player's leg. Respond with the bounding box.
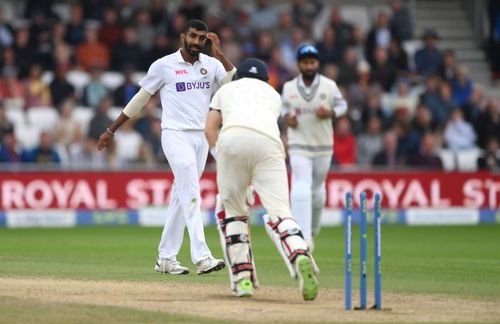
[216,131,257,296]
[189,131,224,274]
[156,183,189,274]
[290,155,314,243]
[310,155,332,251]
[252,139,319,301]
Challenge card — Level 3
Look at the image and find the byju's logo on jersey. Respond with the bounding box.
[175,81,211,92]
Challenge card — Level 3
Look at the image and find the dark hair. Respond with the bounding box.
[183,19,208,33]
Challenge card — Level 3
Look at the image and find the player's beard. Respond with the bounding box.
[302,70,317,82]
[184,39,202,57]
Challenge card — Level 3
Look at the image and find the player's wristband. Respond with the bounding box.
[106,128,116,136]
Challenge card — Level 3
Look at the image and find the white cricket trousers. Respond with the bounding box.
[290,154,332,241]
[158,129,212,264]
[217,128,292,219]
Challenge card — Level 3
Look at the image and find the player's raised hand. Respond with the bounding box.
[316,106,335,119]
[285,114,298,128]
[207,32,223,58]
[97,130,114,151]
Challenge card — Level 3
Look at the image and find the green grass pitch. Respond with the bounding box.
[0,225,499,321]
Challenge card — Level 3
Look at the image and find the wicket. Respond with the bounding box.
[344,191,382,310]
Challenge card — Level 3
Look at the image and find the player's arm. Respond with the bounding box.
[316,82,347,119]
[207,32,236,84]
[205,109,222,148]
[97,88,152,151]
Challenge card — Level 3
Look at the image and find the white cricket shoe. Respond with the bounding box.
[155,258,190,275]
[196,255,225,274]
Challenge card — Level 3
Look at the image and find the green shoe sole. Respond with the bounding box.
[296,255,319,301]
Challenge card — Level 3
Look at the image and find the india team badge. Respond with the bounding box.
[200,68,208,75]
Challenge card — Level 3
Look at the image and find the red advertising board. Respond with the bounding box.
[0,171,499,210]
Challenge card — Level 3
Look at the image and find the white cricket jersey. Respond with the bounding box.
[139,49,227,130]
[210,77,283,147]
[282,74,347,157]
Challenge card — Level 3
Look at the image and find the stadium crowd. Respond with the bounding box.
[0,0,499,170]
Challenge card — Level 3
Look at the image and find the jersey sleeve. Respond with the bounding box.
[139,60,165,95]
[214,59,227,83]
[280,83,291,117]
[330,81,348,117]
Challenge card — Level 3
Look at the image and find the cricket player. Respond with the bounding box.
[282,44,348,251]
[98,19,236,275]
[205,58,319,300]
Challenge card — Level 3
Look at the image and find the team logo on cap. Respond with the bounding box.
[249,66,258,74]
[320,93,326,100]
[200,68,207,75]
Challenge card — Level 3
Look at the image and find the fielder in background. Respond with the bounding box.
[282,44,348,252]
[205,58,319,300]
[98,19,235,275]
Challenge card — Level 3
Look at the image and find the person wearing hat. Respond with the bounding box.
[415,28,442,75]
[205,58,319,300]
[282,44,347,252]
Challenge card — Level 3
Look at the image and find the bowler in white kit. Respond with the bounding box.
[98,19,236,275]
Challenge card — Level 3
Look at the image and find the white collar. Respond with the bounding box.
[175,48,202,64]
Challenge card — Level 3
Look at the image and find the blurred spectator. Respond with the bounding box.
[135,8,155,51]
[366,11,395,66]
[356,116,383,166]
[145,33,175,69]
[250,0,279,30]
[474,97,500,148]
[279,27,306,73]
[0,66,25,109]
[316,26,342,65]
[463,84,487,123]
[114,119,143,164]
[411,103,437,135]
[114,66,139,106]
[361,89,392,131]
[347,61,382,120]
[444,108,477,151]
[488,0,500,78]
[24,64,52,108]
[390,0,413,41]
[351,25,366,62]
[29,10,52,69]
[337,47,358,87]
[52,41,72,69]
[88,96,113,140]
[388,38,408,72]
[25,131,61,163]
[111,26,142,71]
[98,7,123,48]
[322,63,339,82]
[255,30,276,62]
[333,116,356,166]
[13,25,36,79]
[268,47,293,91]
[419,75,453,126]
[388,78,418,121]
[210,0,242,29]
[24,0,54,20]
[134,97,159,140]
[415,28,442,75]
[409,132,442,169]
[370,47,398,91]
[179,0,206,20]
[372,130,402,167]
[0,6,14,47]
[116,0,140,23]
[217,26,242,67]
[0,102,14,140]
[477,137,500,170]
[54,99,83,148]
[166,12,186,42]
[395,121,421,162]
[329,6,353,50]
[69,137,107,168]
[438,49,456,81]
[82,0,105,20]
[0,130,24,163]
[65,3,85,46]
[82,65,108,108]
[76,23,110,71]
[450,64,473,108]
[50,65,75,109]
[49,21,70,67]
[135,142,156,165]
[292,0,322,29]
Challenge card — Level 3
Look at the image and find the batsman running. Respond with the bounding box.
[205,58,319,300]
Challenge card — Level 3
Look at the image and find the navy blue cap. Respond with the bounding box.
[235,58,269,82]
[296,44,319,61]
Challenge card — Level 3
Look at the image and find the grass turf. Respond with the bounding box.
[0,225,499,301]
